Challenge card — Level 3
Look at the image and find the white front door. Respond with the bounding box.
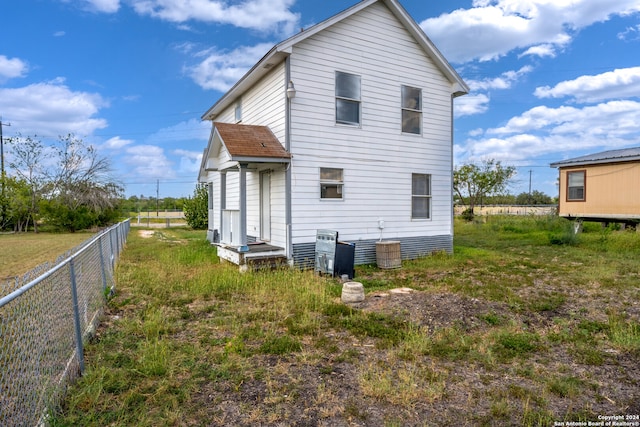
[260,171,271,241]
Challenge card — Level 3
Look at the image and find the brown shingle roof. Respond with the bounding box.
[214,122,291,160]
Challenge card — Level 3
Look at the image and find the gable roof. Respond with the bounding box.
[202,0,468,121]
[550,147,640,168]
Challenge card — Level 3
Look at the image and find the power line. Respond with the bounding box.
[0,116,11,225]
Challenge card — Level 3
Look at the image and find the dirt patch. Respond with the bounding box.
[138,230,155,238]
[186,288,639,426]
[357,287,510,332]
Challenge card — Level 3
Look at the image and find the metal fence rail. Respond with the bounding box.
[0,220,130,426]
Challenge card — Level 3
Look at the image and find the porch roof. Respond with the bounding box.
[215,122,291,162]
[200,123,292,176]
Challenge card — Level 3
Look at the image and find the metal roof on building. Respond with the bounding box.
[550,146,640,168]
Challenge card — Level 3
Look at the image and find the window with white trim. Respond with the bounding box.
[412,173,431,219]
[567,170,585,201]
[335,72,361,126]
[402,85,422,134]
[320,168,344,199]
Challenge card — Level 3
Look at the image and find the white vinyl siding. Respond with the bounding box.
[205,63,288,248]
[215,63,287,139]
[288,2,453,244]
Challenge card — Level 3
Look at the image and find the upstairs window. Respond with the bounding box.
[336,72,361,126]
[320,168,344,199]
[412,173,431,219]
[567,170,585,201]
[235,100,242,123]
[402,85,422,134]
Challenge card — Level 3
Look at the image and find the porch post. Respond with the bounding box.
[219,171,226,242]
[238,163,249,253]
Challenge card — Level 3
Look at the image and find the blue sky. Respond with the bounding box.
[2,0,640,200]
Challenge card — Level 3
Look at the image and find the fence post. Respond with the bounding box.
[98,235,108,294]
[109,228,115,272]
[69,258,85,373]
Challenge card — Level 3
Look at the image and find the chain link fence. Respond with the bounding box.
[0,220,130,426]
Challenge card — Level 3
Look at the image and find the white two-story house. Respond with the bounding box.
[198,0,468,269]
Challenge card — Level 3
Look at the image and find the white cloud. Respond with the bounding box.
[455,93,490,117]
[534,67,640,103]
[173,148,201,159]
[53,31,66,37]
[103,136,133,150]
[420,0,640,63]
[461,100,640,162]
[185,43,273,91]
[123,145,175,178]
[466,66,533,91]
[0,78,108,136]
[0,56,29,81]
[174,149,203,174]
[84,0,120,13]
[130,0,299,33]
[618,24,640,40]
[145,118,210,144]
[519,43,558,58]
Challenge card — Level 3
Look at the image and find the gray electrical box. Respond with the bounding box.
[315,230,338,275]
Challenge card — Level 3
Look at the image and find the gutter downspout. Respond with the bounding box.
[450,93,455,251]
[285,57,294,262]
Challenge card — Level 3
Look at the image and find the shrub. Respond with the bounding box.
[183,184,208,230]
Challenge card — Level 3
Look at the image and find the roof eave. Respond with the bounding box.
[282,0,467,94]
[201,47,290,121]
[230,155,292,163]
[382,0,469,95]
[201,0,469,121]
[550,156,640,168]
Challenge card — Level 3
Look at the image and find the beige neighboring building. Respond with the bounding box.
[550,147,640,223]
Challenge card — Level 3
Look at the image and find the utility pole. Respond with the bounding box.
[0,117,11,227]
[156,179,159,217]
[528,169,533,204]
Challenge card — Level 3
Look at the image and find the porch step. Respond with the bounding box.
[245,255,289,270]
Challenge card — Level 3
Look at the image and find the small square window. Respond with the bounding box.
[320,168,343,199]
[567,170,585,201]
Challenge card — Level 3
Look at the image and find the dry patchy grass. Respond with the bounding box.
[49,220,640,426]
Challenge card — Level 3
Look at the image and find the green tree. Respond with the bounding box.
[6,134,46,232]
[4,176,32,231]
[515,190,553,205]
[8,133,123,232]
[183,184,208,230]
[454,159,516,220]
[44,134,123,231]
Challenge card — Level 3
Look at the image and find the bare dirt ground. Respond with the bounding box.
[185,286,639,426]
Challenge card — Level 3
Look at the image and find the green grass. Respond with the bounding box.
[0,230,96,279]
[48,218,640,426]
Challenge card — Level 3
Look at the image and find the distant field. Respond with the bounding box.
[131,211,185,218]
[0,231,96,280]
